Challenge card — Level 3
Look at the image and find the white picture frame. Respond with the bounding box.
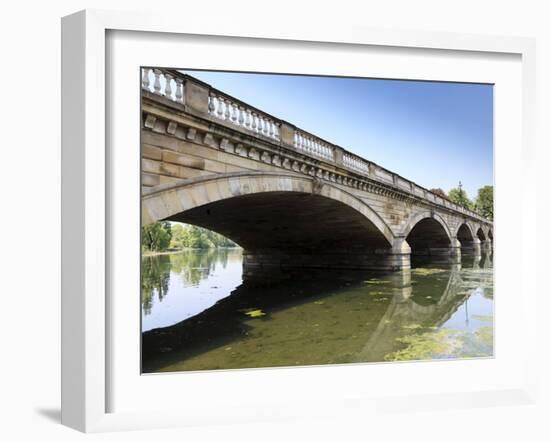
[61,9,537,433]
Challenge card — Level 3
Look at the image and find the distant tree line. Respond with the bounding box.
[141,222,239,253]
[429,183,493,220]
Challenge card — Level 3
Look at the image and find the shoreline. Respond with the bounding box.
[142,247,242,257]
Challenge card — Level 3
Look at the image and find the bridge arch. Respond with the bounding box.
[476,227,487,241]
[401,211,452,241]
[142,172,403,270]
[400,211,452,256]
[456,223,476,250]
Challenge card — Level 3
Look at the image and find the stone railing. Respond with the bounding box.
[207,90,280,142]
[293,129,335,161]
[343,152,371,175]
[141,67,486,222]
[142,68,185,104]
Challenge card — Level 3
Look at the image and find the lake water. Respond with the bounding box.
[141,249,493,373]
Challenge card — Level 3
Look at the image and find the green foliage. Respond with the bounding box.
[474,185,493,220]
[141,254,171,314]
[169,223,238,249]
[447,182,474,210]
[142,221,172,252]
[141,222,238,252]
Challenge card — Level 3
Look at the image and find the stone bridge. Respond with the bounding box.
[141,68,493,271]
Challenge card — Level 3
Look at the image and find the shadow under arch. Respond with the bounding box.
[142,172,401,270]
[476,227,487,241]
[400,211,453,257]
[456,222,476,251]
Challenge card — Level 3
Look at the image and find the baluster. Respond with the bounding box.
[238,106,245,126]
[231,103,238,123]
[153,69,162,95]
[296,133,302,149]
[175,78,184,103]
[142,68,151,90]
[264,118,270,136]
[164,73,173,99]
[244,110,251,129]
[208,92,216,114]
[224,99,231,121]
[217,97,225,119]
[257,117,263,134]
[251,113,257,131]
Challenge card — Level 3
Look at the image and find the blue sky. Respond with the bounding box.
[182,70,493,199]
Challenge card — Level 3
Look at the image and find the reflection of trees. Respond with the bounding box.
[169,249,230,286]
[142,249,239,314]
[141,255,171,315]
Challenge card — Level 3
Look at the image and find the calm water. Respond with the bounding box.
[141,249,493,373]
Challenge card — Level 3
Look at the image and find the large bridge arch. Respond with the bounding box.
[142,172,408,271]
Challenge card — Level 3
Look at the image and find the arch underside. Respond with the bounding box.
[405,217,452,257]
[476,227,487,241]
[143,173,408,271]
[457,223,476,251]
[170,191,389,252]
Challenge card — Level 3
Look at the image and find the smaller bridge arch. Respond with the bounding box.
[476,227,487,241]
[401,211,453,257]
[401,211,453,241]
[456,222,477,252]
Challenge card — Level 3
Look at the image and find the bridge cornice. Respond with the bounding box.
[141,68,492,227]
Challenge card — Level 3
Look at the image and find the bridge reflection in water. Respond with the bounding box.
[141,250,493,373]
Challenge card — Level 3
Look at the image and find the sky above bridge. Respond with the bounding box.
[181,70,493,199]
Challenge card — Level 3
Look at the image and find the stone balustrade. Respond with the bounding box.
[343,152,371,175]
[142,68,185,105]
[293,130,335,161]
[141,67,486,222]
[207,90,280,142]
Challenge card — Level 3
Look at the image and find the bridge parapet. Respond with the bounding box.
[141,68,489,224]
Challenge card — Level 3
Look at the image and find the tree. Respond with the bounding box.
[447,182,474,210]
[170,223,191,249]
[168,222,239,249]
[474,185,493,220]
[141,221,172,252]
[429,188,447,198]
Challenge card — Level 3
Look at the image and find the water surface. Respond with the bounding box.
[141,250,493,373]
